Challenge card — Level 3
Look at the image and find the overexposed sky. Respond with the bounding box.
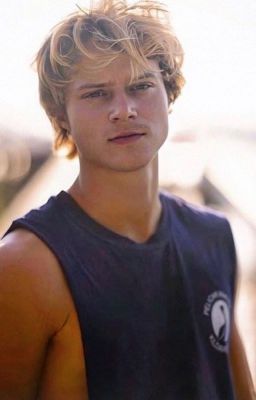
[0,0,255,139]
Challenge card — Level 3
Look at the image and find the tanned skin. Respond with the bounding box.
[0,55,255,399]
[0,229,88,399]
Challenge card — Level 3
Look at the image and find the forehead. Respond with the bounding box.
[70,55,161,87]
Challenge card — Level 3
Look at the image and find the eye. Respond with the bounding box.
[81,89,107,99]
[130,82,154,92]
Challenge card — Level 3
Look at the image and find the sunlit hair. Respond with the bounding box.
[34,0,185,158]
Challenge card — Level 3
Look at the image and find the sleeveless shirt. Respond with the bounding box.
[5,191,237,400]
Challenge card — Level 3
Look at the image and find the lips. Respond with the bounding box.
[108,132,146,142]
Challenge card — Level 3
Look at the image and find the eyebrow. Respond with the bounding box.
[77,72,157,91]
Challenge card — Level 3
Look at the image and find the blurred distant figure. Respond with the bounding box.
[0,0,255,398]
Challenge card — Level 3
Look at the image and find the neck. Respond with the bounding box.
[68,158,161,243]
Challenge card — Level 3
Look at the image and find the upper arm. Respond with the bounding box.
[0,231,68,399]
[230,257,255,400]
[230,321,256,400]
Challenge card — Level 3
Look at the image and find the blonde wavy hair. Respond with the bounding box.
[34,0,185,158]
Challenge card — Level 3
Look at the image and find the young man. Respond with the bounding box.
[0,0,255,399]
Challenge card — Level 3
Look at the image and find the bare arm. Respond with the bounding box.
[0,231,68,399]
[230,320,256,400]
[0,229,88,399]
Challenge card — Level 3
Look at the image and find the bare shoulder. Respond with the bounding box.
[0,229,72,328]
[0,229,74,398]
[230,321,256,400]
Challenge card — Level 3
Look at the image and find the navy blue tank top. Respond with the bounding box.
[5,191,237,399]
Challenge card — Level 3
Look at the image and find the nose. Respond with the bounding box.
[109,92,138,122]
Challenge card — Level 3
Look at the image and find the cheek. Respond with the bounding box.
[147,88,169,114]
[66,105,95,135]
[147,94,169,125]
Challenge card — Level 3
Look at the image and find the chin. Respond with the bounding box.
[109,155,158,173]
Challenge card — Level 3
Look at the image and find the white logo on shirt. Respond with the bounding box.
[203,291,231,353]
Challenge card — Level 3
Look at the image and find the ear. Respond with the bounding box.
[56,111,70,133]
[59,118,70,132]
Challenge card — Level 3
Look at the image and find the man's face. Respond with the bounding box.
[64,55,169,173]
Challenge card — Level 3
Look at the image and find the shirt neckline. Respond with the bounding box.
[56,190,170,249]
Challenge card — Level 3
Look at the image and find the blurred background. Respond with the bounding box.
[0,0,256,385]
